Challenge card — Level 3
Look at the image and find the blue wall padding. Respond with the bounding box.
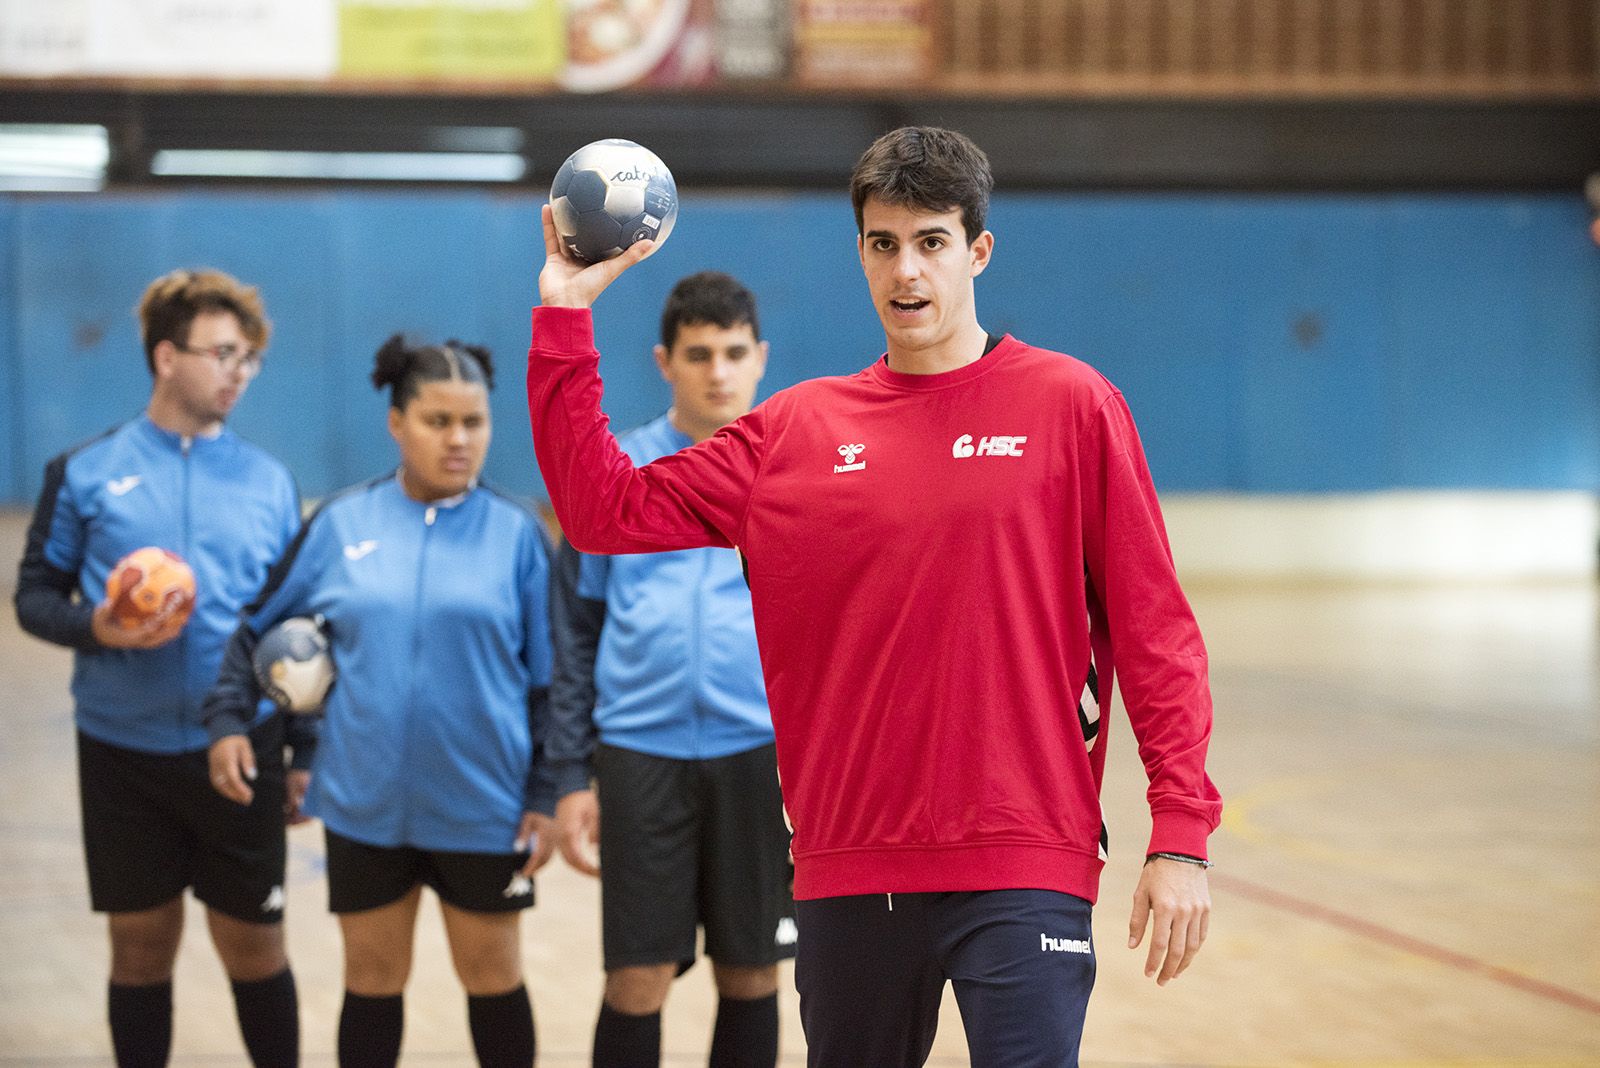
[2,189,1595,503]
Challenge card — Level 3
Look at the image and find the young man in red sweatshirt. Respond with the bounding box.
[527,126,1222,1067]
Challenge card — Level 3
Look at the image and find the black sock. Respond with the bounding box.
[231,968,299,1068]
[108,980,173,1068]
[709,993,779,1068]
[592,1002,660,1068]
[338,990,403,1068]
[467,984,535,1068]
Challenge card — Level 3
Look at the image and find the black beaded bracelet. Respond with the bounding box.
[1146,851,1214,869]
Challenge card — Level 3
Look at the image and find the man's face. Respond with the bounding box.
[654,321,768,435]
[858,197,992,357]
[155,309,258,426]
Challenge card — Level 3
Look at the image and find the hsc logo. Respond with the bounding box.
[952,434,1027,458]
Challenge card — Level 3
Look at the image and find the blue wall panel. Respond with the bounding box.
[15,199,175,484]
[1234,200,1389,492]
[3,189,1597,503]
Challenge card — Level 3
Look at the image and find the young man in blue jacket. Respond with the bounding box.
[549,271,793,1068]
[14,269,308,1068]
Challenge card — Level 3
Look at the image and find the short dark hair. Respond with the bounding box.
[659,271,760,351]
[850,126,993,245]
[138,268,270,374]
[370,334,494,410]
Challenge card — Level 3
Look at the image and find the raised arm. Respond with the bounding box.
[528,206,766,556]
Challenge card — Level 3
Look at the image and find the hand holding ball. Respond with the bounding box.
[253,617,335,714]
[105,547,196,630]
[549,139,678,265]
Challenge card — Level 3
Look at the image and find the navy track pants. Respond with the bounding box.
[795,889,1096,1068]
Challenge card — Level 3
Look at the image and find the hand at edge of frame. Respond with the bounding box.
[1128,856,1211,986]
[515,811,558,877]
[284,769,312,825]
[537,203,655,310]
[208,735,257,806]
[554,788,601,877]
[91,599,187,649]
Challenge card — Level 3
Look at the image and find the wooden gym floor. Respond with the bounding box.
[0,510,1595,1066]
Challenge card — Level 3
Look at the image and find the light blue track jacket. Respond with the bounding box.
[546,414,772,798]
[15,416,300,754]
[203,475,556,853]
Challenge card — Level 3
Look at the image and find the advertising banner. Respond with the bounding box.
[714,0,787,80]
[561,0,716,92]
[339,0,564,81]
[793,0,930,87]
[85,0,337,78]
[0,0,91,75]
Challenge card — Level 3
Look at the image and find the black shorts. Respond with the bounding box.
[595,742,796,973]
[77,716,288,924]
[324,828,536,915]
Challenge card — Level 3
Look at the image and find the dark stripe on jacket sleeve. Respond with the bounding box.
[202,622,265,743]
[545,538,606,798]
[14,449,97,650]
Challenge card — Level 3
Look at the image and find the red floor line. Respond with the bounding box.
[1210,871,1600,1017]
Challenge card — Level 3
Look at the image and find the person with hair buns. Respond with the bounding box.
[14,268,305,1067]
[204,335,558,1068]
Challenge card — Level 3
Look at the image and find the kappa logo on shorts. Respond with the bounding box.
[502,873,533,899]
[343,539,379,561]
[261,885,285,913]
[833,443,866,474]
[106,475,142,496]
[952,434,1027,459]
[1040,932,1092,954]
[775,917,798,946]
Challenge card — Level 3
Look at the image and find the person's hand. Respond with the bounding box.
[209,735,257,806]
[515,812,558,877]
[555,788,601,877]
[538,203,656,310]
[284,769,312,825]
[91,599,187,649]
[1128,857,1211,985]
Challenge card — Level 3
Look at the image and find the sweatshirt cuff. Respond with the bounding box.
[530,306,595,356]
[547,759,594,800]
[1146,809,1215,861]
[205,710,252,746]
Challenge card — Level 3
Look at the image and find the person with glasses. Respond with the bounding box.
[14,268,307,1068]
[204,335,558,1068]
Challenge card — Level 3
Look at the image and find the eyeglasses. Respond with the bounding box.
[175,342,262,377]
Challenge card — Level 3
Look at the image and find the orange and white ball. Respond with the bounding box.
[105,547,196,629]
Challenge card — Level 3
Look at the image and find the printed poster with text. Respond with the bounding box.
[339,0,565,82]
[794,0,931,87]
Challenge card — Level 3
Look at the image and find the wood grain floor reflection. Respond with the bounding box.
[2,513,1595,1066]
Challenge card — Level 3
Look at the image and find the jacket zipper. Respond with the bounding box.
[399,504,438,842]
[688,547,711,754]
[179,436,192,738]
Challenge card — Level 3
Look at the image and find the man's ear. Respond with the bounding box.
[969,230,994,278]
[150,340,178,379]
[654,343,672,381]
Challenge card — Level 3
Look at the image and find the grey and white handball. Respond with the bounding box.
[252,616,334,714]
[549,139,678,264]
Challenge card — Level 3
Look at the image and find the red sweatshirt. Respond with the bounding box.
[528,308,1221,903]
